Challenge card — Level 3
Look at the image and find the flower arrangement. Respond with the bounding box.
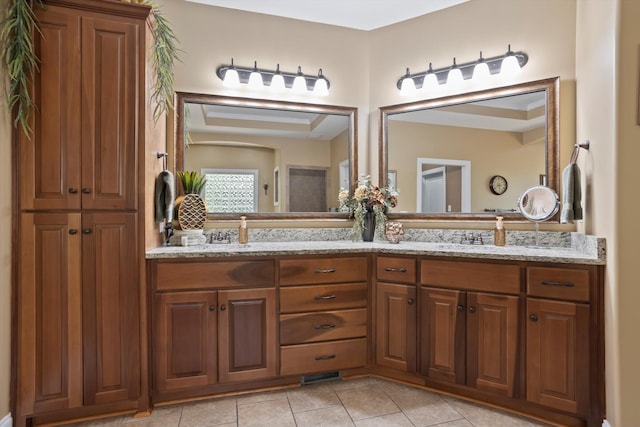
[339,175,398,241]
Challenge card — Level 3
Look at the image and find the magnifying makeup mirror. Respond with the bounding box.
[518,185,560,246]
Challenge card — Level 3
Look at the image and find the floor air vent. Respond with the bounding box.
[301,371,341,385]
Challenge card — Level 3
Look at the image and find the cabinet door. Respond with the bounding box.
[376,282,416,372]
[467,292,519,397]
[154,291,218,392]
[80,16,138,210]
[20,6,81,211]
[82,213,139,405]
[527,298,589,415]
[218,288,277,383]
[420,287,465,384]
[18,213,83,417]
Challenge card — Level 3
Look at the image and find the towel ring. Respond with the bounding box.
[157,151,168,171]
[570,140,590,163]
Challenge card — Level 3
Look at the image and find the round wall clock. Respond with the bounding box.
[489,175,508,195]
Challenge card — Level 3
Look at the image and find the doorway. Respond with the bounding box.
[287,167,328,212]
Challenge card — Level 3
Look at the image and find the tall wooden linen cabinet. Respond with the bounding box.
[14,1,165,425]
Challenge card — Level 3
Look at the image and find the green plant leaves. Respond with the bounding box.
[177,170,206,195]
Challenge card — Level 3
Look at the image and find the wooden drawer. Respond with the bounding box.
[377,256,416,283]
[527,267,590,302]
[280,308,367,345]
[280,338,367,376]
[280,283,367,313]
[421,260,520,294]
[280,257,367,285]
[155,260,275,291]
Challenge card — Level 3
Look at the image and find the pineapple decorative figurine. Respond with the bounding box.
[170,171,208,246]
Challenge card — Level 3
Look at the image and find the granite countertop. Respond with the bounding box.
[146,233,606,265]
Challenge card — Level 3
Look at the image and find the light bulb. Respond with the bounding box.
[501,45,522,76]
[447,58,464,87]
[247,61,263,88]
[313,69,329,96]
[399,68,416,96]
[292,66,308,93]
[472,52,491,83]
[222,59,240,88]
[270,64,286,92]
[421,63,439,91]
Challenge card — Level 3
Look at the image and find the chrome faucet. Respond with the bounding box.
[210,230,231,244]
[460,232,484,245]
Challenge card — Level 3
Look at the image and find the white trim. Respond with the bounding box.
[0,413,13,427]
[602,420,612,427]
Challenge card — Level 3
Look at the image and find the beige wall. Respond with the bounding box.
[577,0,640,425]
[388,121,545,212]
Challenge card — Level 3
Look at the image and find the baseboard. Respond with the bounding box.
[0,413,12,427]
[602,419,612,427]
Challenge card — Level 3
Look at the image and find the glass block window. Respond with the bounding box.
[201,169,258,213]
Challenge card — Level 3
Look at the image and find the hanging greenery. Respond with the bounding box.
[1,0,43,135]
[0,0,180,137]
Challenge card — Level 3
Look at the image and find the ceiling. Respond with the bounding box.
[185,0,470,31]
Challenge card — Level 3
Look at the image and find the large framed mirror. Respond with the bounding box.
[175,93,358,219]
[379,77,559,221]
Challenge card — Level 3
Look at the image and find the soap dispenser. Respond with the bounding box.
[238,216,249,244]
[494,216,506,246]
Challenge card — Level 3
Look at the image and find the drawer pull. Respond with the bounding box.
[69,229,78,235]
[314,294,337,300]
[314,323,336,330]
[541,280,575,288]
[315,354,337,361]
[385,267,407,273]
[314,268,336,274]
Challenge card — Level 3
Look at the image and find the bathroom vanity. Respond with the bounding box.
[146,239,605,427]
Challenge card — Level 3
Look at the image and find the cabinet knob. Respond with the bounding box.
[82,188,91,194]
[530,314,538,322]
[457,305,464,312]
[69,229,78,235]
[82,229,92,234]
[68,187,78,194]
[468,306,476,313]
[209,305,215,312]
[220,304,226,312]
[407,298,414,305]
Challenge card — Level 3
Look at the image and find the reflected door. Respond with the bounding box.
[421,167,446,213]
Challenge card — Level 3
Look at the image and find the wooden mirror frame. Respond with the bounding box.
[378,77,560,222]
[174,92,358,220]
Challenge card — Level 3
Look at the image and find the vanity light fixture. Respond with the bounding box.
[397,45,528,95]
[216,60,330,96]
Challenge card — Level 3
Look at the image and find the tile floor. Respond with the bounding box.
[72,377,552,427]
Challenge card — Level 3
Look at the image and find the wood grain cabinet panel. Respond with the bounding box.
[526,298,590,415]
[280,308,367,345]
[82,213,139,405]
[421,287,519,398]
[280,339,367,376]
[154,292,218,392]
[375,282,417,372]
[218,288,277,383]
[18,214,83,416]
[280,283,367,313]
[280,257,367,285]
